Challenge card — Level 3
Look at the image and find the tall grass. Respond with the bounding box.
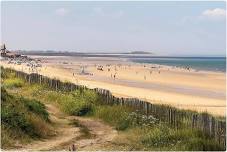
[3,78,24,88]
[140,125,224,150]
[23,98,49,121]
[1,87,53,148]
[91,105,132,130]
[1,124,31,148]
[32,89,98,116]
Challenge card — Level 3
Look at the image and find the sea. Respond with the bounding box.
[129,57,226,72]
[29,52,226,72]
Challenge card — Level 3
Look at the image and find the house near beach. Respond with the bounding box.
[1,44,21,58]
[1,44,7,56]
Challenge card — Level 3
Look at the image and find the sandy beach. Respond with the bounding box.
[1,55,226,116]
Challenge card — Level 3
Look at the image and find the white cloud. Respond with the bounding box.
[179,8,226,24]
[55,8,69,16]
[202,8,226,18]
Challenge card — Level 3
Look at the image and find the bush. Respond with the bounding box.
[1,124,31,149]
[42,89,98,116]
[76,89,99,104]
[1,88,51,140]
[140,124,225,151]
[62,97,93,116]
[91,106,159,131]
[1,87,12,102]
[125,111,159,128]
[22,98,49,121]
[185,138,225,151]
[27,114,53,138]
[141,125,172,147]
[91,105,132,130]
[3,78,24,88]
[1,104,36,136]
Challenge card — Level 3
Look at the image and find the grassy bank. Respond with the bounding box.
[1,68,225,150]
[1,87,53,148]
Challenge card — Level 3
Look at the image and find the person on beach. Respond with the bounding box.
[114,73,116,80]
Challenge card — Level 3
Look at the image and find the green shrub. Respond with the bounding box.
[41,89,98,116]
[73,104,93,116]
[1,103,36,136]
[140,124,225,151]
[1,67,16,79]
[62,97,92,116]
[1,87,12,102]
[1,124,31,149]
[1,69,8,79]
[1,88,51,140]
[91,105,132,130]
[141,125,172,147]
[91,105,159,131]
[125,111,158,128]
[184,138,225,151]
[22,98,49,121]
[3,78,24,88]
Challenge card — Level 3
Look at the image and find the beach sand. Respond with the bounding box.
[1,55,226,116]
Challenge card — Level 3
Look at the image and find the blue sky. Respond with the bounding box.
[1,1,226,56]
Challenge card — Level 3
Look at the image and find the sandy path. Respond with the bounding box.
[56,116,118,151]
[19,104,117,151]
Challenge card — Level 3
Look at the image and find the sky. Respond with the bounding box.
[1,1,226,56]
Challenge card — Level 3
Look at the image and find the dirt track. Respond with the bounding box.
[19,104,117,151]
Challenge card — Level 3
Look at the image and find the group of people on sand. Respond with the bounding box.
[108,65,117,80]
[72,62,183,83]
[92,63,165,81]
[5,56,43,74]
[95,64,118,80]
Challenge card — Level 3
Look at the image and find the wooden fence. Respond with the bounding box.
[2,68,226,148]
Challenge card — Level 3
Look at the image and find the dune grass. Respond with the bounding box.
[1,68,225,151]
[1,87,53,149]
[3,77,24,88]
[139,124,223,151]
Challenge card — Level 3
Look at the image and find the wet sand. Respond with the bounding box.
[1,55,226,116]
